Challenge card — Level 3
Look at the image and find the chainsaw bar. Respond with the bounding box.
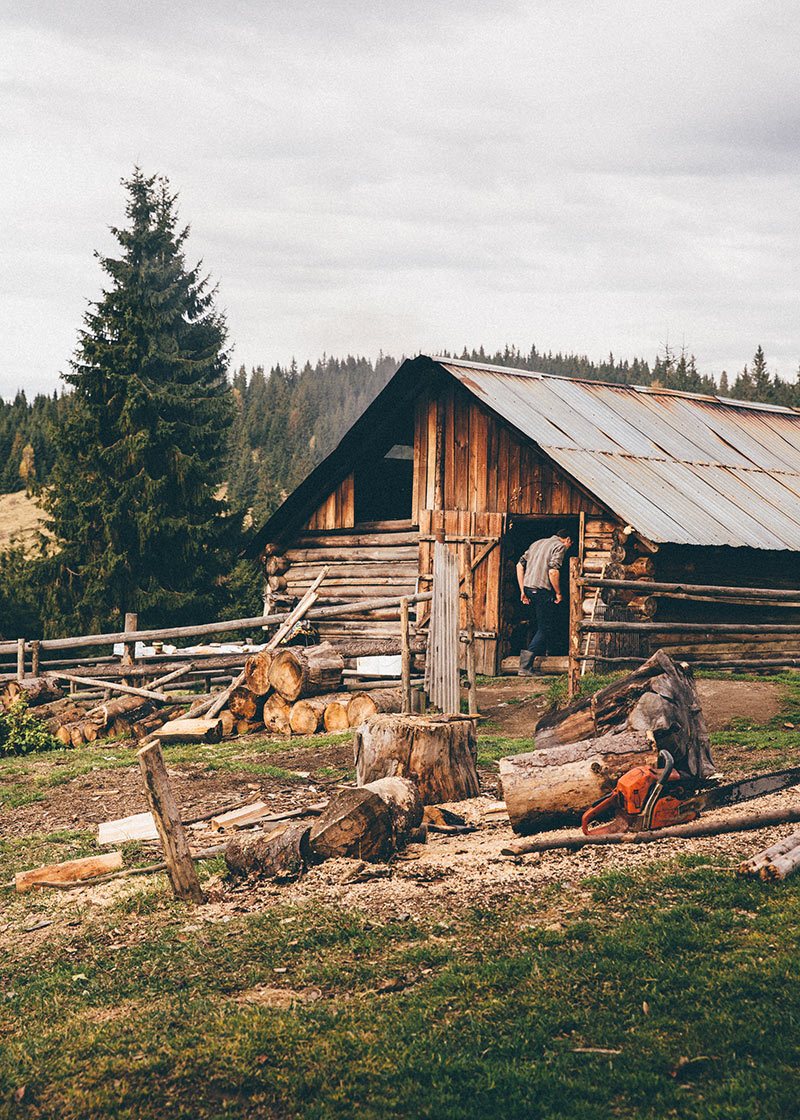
[682,766,800,814]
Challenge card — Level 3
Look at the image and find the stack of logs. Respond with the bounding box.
[0,675,186,747]
[1,642,405,747]
[199,641,402,738]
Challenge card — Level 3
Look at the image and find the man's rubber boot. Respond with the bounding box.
[518,650,536,677]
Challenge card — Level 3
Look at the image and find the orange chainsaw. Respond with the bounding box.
[581,751,800,836]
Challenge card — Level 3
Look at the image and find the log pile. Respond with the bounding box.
[738,830,800,881]
[500,650,716,834]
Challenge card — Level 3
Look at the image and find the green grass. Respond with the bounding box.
[2,861,800,1118]
[0,732,351,810]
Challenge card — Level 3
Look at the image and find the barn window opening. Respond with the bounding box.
[354,415,414,524]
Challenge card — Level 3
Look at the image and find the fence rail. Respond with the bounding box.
[568,561,800,697]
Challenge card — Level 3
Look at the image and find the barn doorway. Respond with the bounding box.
[501,515,580,658]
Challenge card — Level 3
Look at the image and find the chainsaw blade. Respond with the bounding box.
[684,766,800,814]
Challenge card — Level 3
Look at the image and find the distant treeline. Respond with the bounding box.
[3,344,798,521]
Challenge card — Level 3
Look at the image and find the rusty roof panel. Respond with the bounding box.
[437,359,800,550]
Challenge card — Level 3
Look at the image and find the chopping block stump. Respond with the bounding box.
[354,713,480,805]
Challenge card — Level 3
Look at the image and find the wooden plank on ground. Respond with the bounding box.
[16,852,123,892]
[98,811,158,845]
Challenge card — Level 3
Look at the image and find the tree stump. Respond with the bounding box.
[347,688,402,727]
[225,822,312,881]
[354,714,480,805]
[268,643,345,702]
[308,787,394,862]
[499,730,656,835]
[244,651,273,697]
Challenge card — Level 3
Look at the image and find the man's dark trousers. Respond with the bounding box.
[524,586,557,658]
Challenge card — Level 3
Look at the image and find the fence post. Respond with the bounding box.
[400,596,412,714]
[568,557,581,699]
[30,640,40,677]
[121,612,138,667]
[463,559,478,717]
[16,638,25,681]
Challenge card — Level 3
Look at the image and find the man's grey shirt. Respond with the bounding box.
[518,535,567,590]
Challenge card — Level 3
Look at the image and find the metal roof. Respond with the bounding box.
[436,358,800,550]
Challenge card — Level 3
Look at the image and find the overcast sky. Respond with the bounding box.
[2,0,799,398]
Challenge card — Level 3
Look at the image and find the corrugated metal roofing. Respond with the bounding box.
[436,358,800,550]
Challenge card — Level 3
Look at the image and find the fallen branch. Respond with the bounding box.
[501,807,800,855]
[52,672,170,703]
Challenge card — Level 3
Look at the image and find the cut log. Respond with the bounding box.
[353,714,480,805]
[347,688,403,727]
[235,719,264,737]
[152,718,223,744]
[228,686,261,721]
[308,787,394,861]
[289,696,329,736]
[218,709,236,737]
[2,675,64,709]
[500,730,656,834]
[361,776,424,839]
[15,851,124,892]
[268,642,345,702]
[323,695,352,732]
[225,822,312,880]
[262,693,292,735]
[244,650,274,697]
[534,649,715,781]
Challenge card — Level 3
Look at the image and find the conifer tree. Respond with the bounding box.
[42,170,235,633]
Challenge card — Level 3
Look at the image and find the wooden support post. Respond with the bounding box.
[568,556,581,700]
[30,640,40,678]
[463,557,478,717]
[16,638,25,681]
[122,612,138,667]
[137,741,204,903]
[400,596,412,715]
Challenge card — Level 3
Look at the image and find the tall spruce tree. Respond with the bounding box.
[43,170,234,633]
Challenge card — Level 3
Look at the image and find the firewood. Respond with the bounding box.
[347,688,403,727]
[225,822,312,880]
[354,714,480,805]
[268,642,344,702]
[361,776,424,839]
[244,650,273,697]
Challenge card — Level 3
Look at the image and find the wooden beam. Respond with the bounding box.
[137,742,204,903]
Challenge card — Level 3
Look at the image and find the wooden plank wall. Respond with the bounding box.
[305,474,355,531]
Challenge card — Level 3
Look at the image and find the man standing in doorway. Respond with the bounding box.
[516,527,573,675]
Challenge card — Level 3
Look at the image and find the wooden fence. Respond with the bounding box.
[568,558,800,697]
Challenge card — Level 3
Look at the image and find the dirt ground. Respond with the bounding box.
[2,674,795,946]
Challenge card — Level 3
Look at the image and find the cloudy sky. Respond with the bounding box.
[2,0,799,397]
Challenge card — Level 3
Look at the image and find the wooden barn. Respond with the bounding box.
[250,355,800,675]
